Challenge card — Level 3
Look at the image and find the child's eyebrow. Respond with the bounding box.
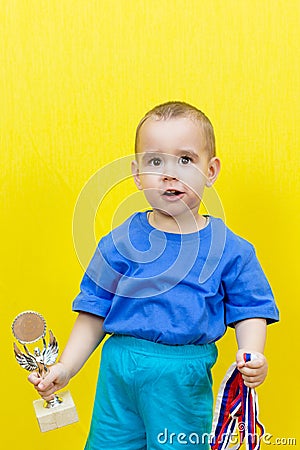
[140,151,162,163]
[140,149,200,162]
[176,149,199,160]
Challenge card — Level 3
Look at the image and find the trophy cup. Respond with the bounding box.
[12,311,79,432]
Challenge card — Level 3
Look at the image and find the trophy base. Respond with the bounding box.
[33,390,79,432]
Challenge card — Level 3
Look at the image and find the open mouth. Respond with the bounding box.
[163,189,184,197]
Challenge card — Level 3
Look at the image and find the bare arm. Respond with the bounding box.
[59,311,105,377]
[235,318,268,388]
[28,312,106,400]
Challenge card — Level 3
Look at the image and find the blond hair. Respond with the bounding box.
[135,101,216,157]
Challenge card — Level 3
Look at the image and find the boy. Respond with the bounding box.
[29,101,279,449]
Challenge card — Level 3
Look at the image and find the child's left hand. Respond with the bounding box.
[236,349,268,388]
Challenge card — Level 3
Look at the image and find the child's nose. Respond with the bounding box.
[161,160,179,180]
[162,173,178,181]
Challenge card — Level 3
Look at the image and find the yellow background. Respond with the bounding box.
[1,0,299,448]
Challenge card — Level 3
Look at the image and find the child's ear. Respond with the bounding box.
[131,160,143,190]
[206,157,221,187]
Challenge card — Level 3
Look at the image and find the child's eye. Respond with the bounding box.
[179,156,192,165]
[149,157,162,167]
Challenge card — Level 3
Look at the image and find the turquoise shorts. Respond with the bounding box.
[85,335,218,450]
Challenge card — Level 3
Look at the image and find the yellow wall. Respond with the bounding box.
[1,0,299,447]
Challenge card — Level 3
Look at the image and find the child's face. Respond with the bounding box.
[132,117,220,220]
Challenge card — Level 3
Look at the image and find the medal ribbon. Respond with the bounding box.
[210,353,265,450]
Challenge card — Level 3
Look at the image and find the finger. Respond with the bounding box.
[242,372,266,385]
[37,371,57,390]
[238,366,262,377]
[242,372,262,382]
[236,350,246,368]
[243,372,266,387]
[37,385,56,398]
[28,372,42,386]
[243,379,261,388]
[35,383,57,396]
[245,358,265,369]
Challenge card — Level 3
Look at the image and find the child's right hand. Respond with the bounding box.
[28,362,71,402]
[27,312,106,402]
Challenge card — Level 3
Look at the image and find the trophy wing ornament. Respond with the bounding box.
[13,342,38,372]
[42,330,59,366]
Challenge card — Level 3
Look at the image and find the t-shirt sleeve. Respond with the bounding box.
[223,245,279,326]
[72,238,121,317]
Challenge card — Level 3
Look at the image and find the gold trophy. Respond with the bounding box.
[12,311,79,432]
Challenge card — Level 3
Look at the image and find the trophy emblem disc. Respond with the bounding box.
[12,311,46,344]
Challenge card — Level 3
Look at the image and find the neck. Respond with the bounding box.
[148,209,208,234]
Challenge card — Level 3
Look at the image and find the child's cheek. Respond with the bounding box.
[180,168,206,191]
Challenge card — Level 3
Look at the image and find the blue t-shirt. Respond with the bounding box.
[72,212,279,345]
